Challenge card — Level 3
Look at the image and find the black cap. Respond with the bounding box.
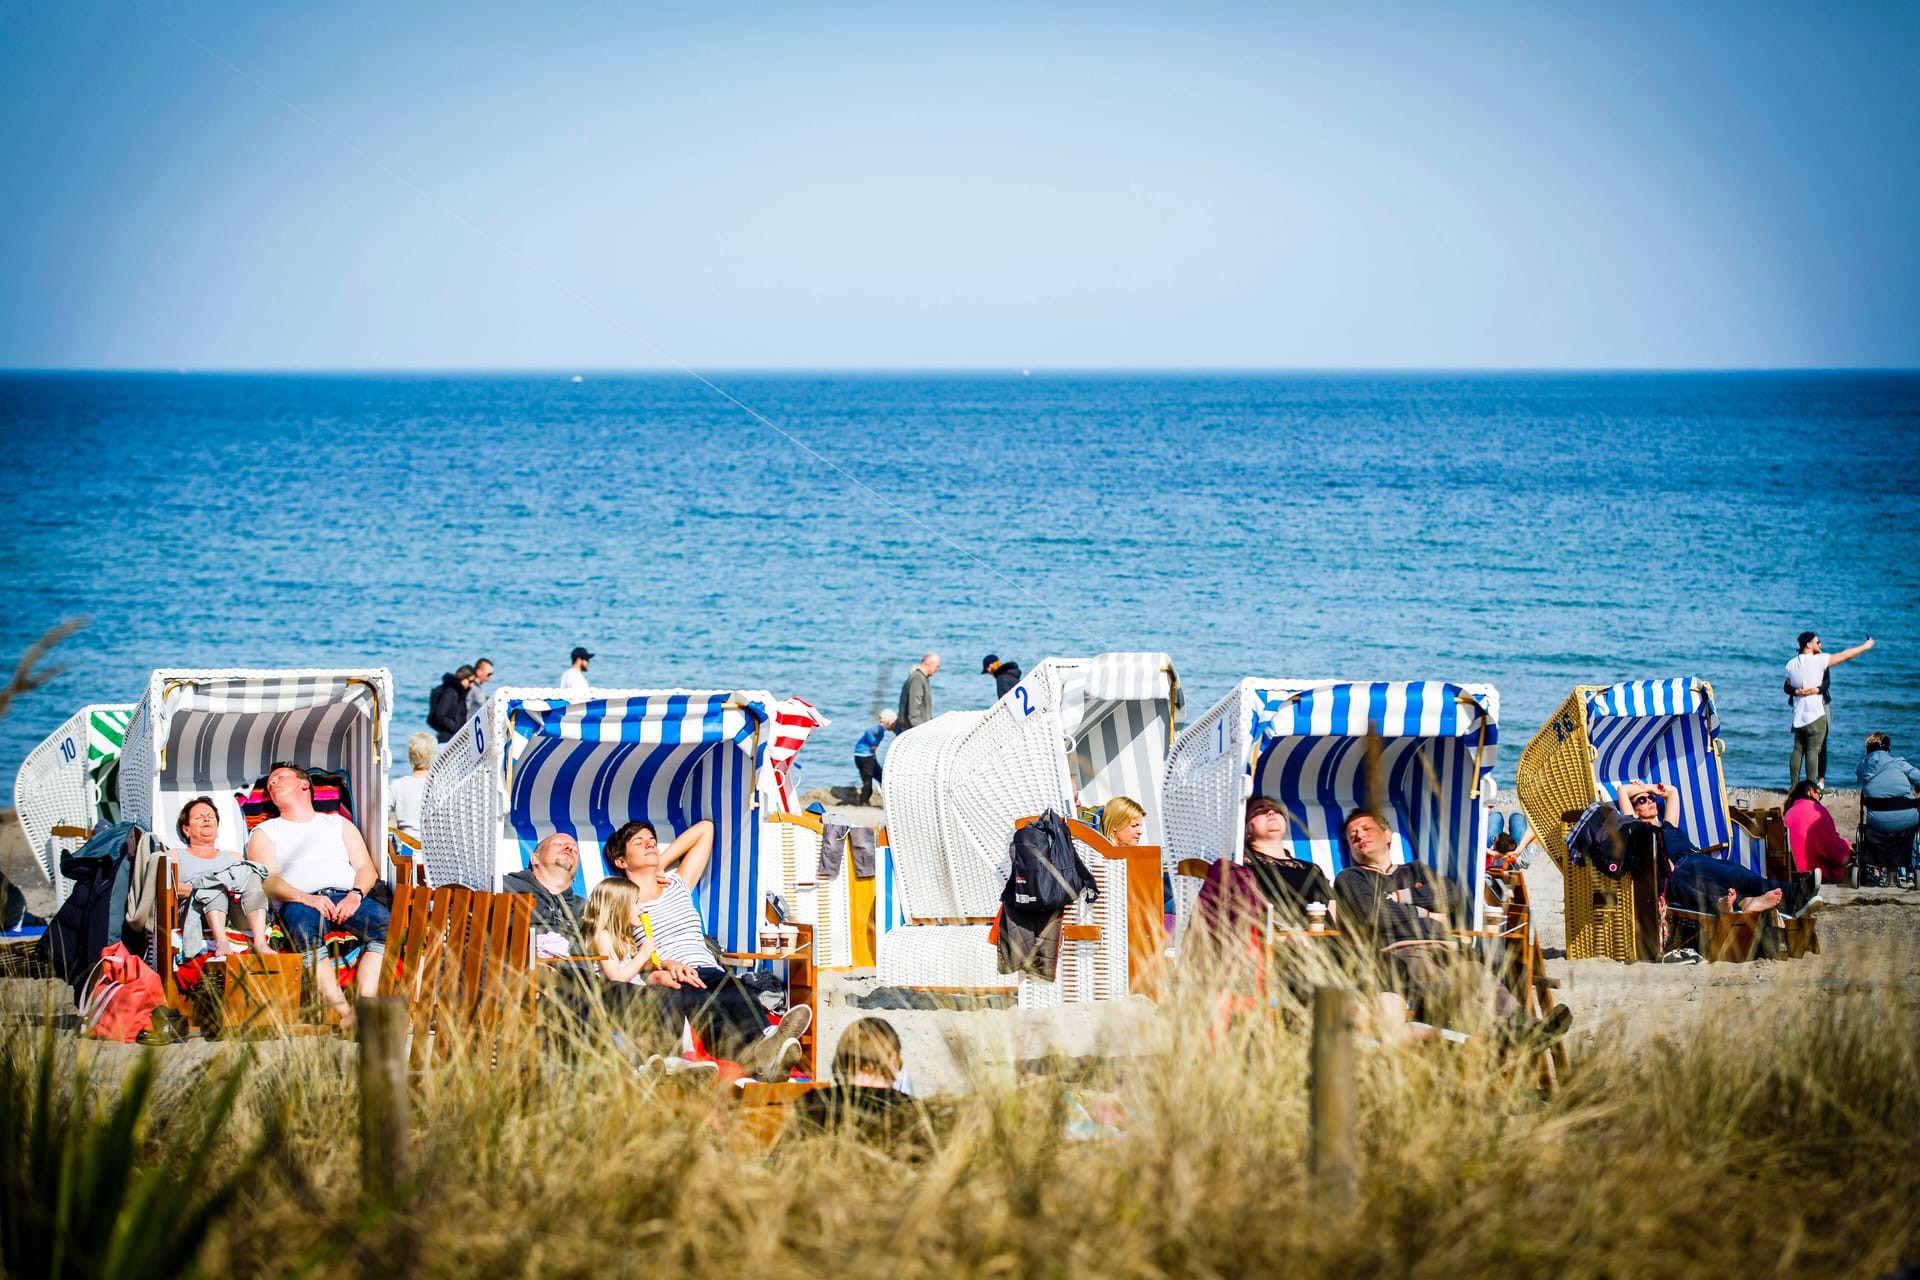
[981,654,999,672]
[571,646,593,662]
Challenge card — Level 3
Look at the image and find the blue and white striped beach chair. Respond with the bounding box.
[1516,678,1764,963]
[1161,679,1500,946]
[877,653,1180,1006]
[12,704,137,908]
[416,687,839,961]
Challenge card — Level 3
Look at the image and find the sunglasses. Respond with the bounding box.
[1633,793,1659,805]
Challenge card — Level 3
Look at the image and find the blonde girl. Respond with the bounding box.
[582,877,649,984]
[1100,795,1146,847]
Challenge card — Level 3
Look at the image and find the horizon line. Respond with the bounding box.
[4,364,1919,377]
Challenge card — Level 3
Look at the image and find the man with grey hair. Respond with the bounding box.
[897,652,940,732]
[502,831,586,941]
[387,732,435,845]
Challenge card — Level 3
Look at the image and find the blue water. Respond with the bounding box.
[1,371,1916,792]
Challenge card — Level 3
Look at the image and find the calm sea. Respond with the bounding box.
[2,371,1915,792]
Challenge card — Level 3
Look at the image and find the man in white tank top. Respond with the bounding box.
[246,763,388,1029]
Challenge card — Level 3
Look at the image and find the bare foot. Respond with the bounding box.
[1722,888,1738,914]
[212,939,237,958]
[331,1000,356,1031]
[249,939,274,958]
[1736,888,1784,913]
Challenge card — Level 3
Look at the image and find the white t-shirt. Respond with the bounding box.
[258,813,357,893]
[558,667,590,694]
[388,772,427,840]
[1784,653,1830,729]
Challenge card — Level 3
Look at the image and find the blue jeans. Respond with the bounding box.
[278,887,389,958]
[1666,855,1781,915]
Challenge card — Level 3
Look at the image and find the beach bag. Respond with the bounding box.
[81,943,165,1043]
[1565,801,1632,879]
[1193,859,1268,952]
[1002,810,1097,912]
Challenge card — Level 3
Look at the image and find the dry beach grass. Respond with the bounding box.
[4,916,1917,1280]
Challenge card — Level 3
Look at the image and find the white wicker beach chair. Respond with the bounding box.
[1516,678,1767,963]
[415,687,838,958]
[13,704,136,906]
[116,670,395,865]
[878,653,1180,1005]
[1162,679,1500,945]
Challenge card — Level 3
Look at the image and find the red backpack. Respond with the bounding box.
[81,943,166,1043]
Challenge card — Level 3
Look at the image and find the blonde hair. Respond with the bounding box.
[1101,795,1145,842]
[582,877,641,961]
[833,1017,902,1081]
[407,731,437,771]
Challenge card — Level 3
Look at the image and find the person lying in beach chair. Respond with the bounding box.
[604,818,809,1076]
[1334,811,1570,1050]
[246,763,388,1031]
[1242,797,1336,923]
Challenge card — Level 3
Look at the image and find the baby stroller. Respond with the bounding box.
[1855,800,1919,890]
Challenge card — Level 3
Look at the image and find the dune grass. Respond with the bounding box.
[3,944,1917,1280]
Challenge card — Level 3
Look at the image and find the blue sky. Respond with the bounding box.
[2,0,1916,368]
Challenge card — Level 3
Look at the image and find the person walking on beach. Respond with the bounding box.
[854,710,896,806]
[428,665,475,742]
[1785,631,1874,787]
[560,646,592,695]
[897,653,939,732]
[466,657,494,719]
[981,654,1023,700]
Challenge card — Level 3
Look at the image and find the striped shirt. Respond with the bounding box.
[631,872,712,969]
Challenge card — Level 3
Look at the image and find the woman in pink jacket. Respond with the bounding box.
[1784,781,1852,879]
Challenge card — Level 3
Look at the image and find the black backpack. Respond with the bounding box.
[1565,800,1633,879]
[1002,810,1098,912]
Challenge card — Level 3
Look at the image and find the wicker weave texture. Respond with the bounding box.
[881,713,980,919]
[1161,683,1250,943]
[875,923,1002,989]
[1515,686,1634,962]
[12,706,95,906]
[421,716,498,889]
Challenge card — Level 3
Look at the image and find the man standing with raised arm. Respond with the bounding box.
[1785,632,1874,788]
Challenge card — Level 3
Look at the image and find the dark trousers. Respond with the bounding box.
[1666,855,1785,915]
[855,755,882,805]
[657,967,772,1061]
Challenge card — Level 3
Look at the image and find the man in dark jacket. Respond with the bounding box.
[502,832,586,943]
[428,666,475,742]
[1334,811,1568,1045]
[981,654,1023,700]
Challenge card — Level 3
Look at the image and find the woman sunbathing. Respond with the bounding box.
[606,819,809,1076]
[172,797,272,958]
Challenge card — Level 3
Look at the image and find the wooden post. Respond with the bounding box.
[357,997,410,1205]
[1309,985,1357,1216]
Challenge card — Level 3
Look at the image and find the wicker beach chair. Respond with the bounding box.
[1515,678,1768,964]
[13,704,136,907]
[415,687,836,962]
[876,653,1180,1006]
[1162,680,1501,941]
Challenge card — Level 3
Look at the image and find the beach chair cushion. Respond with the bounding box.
[236,768,356,831]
